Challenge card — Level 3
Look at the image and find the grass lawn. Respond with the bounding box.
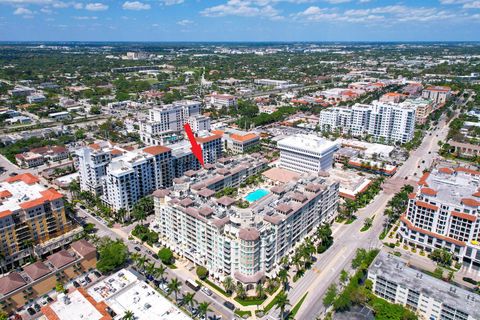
[203,278,232,297]
[263,291,282,313]
[234,296,266,306]
[234,310,252,318]
[360,224,371,232]
[288,292,308,319]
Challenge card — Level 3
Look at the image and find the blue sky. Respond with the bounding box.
[0,0,479,41]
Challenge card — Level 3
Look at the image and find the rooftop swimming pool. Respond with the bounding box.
[245,188,270,203]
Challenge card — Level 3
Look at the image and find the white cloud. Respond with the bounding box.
[74,15,98,19]
[177,19,193,25]
[122,1,150,10]
[85,2,108,11]
[161,0,184,5]
[463,1,480,8]
[324,0,350,3]
[201,0,282,19]
[13,7,32,14]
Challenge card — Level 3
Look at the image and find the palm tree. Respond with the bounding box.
[182,292,196,311]
[223,276,235,294]
[136,255,148,272]
[235,283,246,300]
[266,278,277,293]
[292,254,302,273]
[145,261,156,276]
[255,283,265,299]
[155,264,167,282]
[130,252,141,265]
[275,291,291,320]
[278,269,289,291]
[168,278,181,301]
[197,302,211,320]
[122,310,135,320]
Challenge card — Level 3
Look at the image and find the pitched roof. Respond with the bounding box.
[70,239,96,257]
[47,250,76,269]
[230,133,259,142]
[0,272,26,295]
[23,261,51,280]
[239,227,260,241]
[216,196,235,207]
[143,145,171,156]
[5,173,40,185]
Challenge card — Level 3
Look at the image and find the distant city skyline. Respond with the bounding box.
[0,0,479,42]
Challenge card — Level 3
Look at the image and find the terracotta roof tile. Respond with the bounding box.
[143,145,171,156]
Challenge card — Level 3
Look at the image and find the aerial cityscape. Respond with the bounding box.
[0,1,480,320]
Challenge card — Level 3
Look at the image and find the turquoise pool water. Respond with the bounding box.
[245,189,270,202]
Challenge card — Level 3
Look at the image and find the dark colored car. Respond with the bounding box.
[27,307,36,316]
[79,205,86,210]
[85,276,92,283]
[223,301,235,311]
[9,172,18,177]
[152,253,159,259]
[73,280,80,288]
[33,303,41,312]
[93,270,102,278]
[46,296,54,303]
[134,246,141,252]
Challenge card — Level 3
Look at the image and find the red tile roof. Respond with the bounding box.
[462,198,480,207]
[418,172,430,186]
[415,200,438,211]
[451,211,477,222]
[230,133,259,142]
[421,188,437,196]
[5,173,40,185]
[196,134,222,144]
[0,210,12,218]
[143,145,171,156]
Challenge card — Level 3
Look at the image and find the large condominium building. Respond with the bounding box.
[216,128,261,154]
[254,79,291,88]
[422,86,452,105]
[0,174,81,269]
[368,251,479,320]
[278,134,339,174]
[76,133,222,212]
[153,156,339,286]
[140,100,202,145]
[399,167,480,270]
[319,100,416,144]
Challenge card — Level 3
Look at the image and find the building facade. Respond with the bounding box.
[0,173,81,269]
[369,251,479,320]
[319,100,417,144]
[278,134,339,173]
[153,156,339,285]
[399,167,480,270]
[422,86,452,105]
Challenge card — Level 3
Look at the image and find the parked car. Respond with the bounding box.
[33,304,41,312]
[223,301,235,311]
[84,276,92,283]
[46,296,53,303]
[201,287,212,296]
[72,280,80,288]
[27,307,36,316]
[79,205,86,210]
[134,246,141,252]
[93,270,102,278]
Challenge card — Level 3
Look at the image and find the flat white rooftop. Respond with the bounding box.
[48,290,104,320]
[278,134,339,154]
[88,269,191,320]
[0,179,45,213]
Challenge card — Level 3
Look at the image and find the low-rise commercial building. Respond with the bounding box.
[15,146,68,168]
[0,240,96,314]
[368,251,479,320]
[206,93,237,109]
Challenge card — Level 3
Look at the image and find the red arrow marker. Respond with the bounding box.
[184,123,205,167]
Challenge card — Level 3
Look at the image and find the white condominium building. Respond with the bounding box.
[153,156,339,286]
[278,134,339,174]
[75,133,222,212]
[140,100,202,145]
[368,251,479,320]
[188,115,211,133]
[399,167,480,271]
[319,100,417,144]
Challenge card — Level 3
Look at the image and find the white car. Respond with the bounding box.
[201,287,213,296]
